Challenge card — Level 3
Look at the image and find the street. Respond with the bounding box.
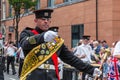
[3,64,80,80]
[4,64,19,80]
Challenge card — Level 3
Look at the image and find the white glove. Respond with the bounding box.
[44,31,58,42]
[93,68,102,77]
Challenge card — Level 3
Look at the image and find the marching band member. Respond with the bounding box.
[19,9,101,80]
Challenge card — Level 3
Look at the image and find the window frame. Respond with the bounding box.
[47,0,54,8]
[71,24,84,48]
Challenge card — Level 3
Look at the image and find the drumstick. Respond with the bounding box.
[94,48,111,80]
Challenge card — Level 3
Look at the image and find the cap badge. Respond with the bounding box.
[44,12,49,16]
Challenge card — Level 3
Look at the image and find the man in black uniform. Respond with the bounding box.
[0,57,4,80]
[0,45,4,80]
[19,9,101,80]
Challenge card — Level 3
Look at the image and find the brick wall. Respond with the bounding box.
[3,0,120,48]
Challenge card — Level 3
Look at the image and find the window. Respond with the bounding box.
[71,24,84,48]
[35,0,40,10]
[24,9,29,13]
[47,0,54,7]
[63,0,69,2]
[9,5,12,17]
[9,26,14,32]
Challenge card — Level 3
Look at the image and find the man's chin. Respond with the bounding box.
[43,27,49,31]
[40,26,49,31]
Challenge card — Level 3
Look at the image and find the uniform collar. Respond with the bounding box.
[35,27,45,34]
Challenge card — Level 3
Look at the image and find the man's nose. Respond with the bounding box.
[44,19,49,22]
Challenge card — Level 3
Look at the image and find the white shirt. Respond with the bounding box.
[113,41,120,56]
[6,46,16,56]
[19,47,24,59]
[74,43,93,63]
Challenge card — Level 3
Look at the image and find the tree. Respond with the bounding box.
[8,0,37,47]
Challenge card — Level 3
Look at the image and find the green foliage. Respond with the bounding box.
[8,0,37,13]
[8,0,37,47]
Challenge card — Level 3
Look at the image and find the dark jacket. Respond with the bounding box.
[19,27,95,80]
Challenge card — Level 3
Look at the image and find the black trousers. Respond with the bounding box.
[0,67,4,80]
[18,58,24,76]
[2,57,6,71]
[82,72,86,80]
[26,69,58,80]
[0,56,4,80]
[7,56,16,74]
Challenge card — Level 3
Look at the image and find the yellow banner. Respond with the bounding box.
[20,37,64,80]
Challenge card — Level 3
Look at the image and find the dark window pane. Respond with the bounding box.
[9,5,12,17]
[35,0,40,10]
[9,26,14,32]
[71,24,84,47]
[48,0,52,7]
[63,0,69,2]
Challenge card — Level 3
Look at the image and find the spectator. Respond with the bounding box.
[5,41,17,75]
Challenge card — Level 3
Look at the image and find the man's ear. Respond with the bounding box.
[34,19,37,23]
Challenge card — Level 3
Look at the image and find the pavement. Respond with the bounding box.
[4,62,19,80]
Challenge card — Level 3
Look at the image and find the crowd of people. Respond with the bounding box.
[0,41,24,80]
[0,37,120,80]
[73,36,120,80]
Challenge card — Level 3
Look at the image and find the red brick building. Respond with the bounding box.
[0,1,1,33]
[1,0,120,49]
